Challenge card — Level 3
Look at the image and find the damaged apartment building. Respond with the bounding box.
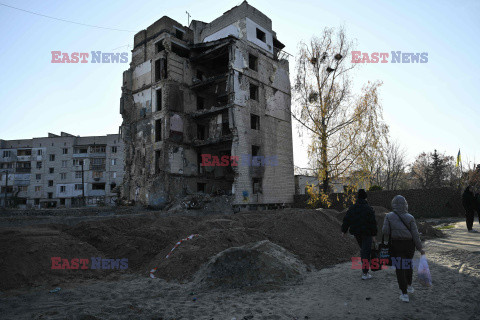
[120,1,294,209]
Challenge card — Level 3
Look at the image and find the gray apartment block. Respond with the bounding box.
[0,132,124,208]
[120,1,295,208]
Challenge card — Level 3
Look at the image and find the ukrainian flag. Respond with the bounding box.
[456,149,461,167]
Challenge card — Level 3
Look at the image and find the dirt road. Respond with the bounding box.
[1,221,479,320]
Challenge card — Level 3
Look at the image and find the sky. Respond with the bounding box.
[0,0,479,169]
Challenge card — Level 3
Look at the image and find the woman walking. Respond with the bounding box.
[382,195,425,303]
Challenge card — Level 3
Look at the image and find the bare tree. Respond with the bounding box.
[293,27,389,194]
[383,140,407,190]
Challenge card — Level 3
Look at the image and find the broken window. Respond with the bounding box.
[197,124,207,140]
[251,114,260,130]
[155,58,167,81]
[249,54,258,71]
[253,178,262,194]
[60,198,65,205]
[92,183,106,190]
[197,183,206,193]
[155,119,162,142]
[256,28,266,43]
[197,96,205,110]
[110,182,117,191]
[249,83,259,101]
[222,119,230,136]
[197,70,204,81]
[156,40,165,53]
[156,89,162,111]
[48,180,54,187]
[155,150,162,174]
[49,168,54,174]
[47,192,53,199]
[252,145,260,157]
[171,43,189,58]
[175,29,184,40]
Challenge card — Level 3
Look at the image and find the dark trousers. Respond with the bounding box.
[355,234,372,274]
[390,239,415,294]
[465,207,475,230]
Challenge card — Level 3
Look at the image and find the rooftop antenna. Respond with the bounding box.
[186,11,191,26]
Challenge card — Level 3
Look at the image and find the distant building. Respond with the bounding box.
[0,132,124,208]
[120,1,295,208]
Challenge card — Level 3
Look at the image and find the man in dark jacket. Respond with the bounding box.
[342,189,378,279]
[462,186,477,232]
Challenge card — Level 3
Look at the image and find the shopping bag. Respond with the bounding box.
[417,255,432,287]
[370,244,382,272]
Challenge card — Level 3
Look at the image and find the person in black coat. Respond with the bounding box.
[462,186,477,232]
[342,189,378,279]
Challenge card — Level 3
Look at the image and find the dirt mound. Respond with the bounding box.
[193,240,306,290]
[1,209,360,290]
[0,226,108,290]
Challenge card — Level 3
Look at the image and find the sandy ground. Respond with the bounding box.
[1,219,479,320]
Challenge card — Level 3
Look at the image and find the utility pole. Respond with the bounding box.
[3,170,8,208]
[81,160,85,206]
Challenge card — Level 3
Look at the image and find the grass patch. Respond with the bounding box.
[436,224,455,230]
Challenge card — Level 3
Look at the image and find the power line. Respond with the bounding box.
[0,2,136,32]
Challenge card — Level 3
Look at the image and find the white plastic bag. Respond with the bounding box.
[417,255,432,287]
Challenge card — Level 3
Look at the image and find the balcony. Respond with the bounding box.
[89,153,106,158]
[192,133,233,147]
[191,73,228,90]
[90,165,106,172]
[16,167,31,173]
[73,153,88,158]
[0,156,16,162]
[191,104,232,119]
[16,155,31,162]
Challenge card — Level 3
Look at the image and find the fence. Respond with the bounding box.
[294,187,464,218]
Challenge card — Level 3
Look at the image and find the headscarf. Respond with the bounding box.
[392,195,408,215]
